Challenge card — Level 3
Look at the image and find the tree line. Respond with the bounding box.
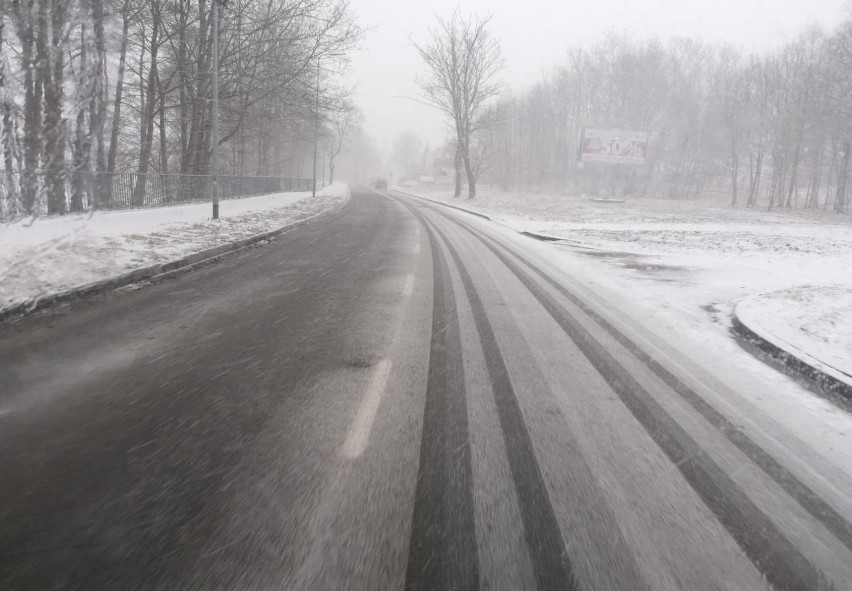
[419,16,852,212]
[0,0,361,218]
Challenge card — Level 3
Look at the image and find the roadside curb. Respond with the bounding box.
[0,192,350,325]
[519,231,563,242]
[731,304,852,402]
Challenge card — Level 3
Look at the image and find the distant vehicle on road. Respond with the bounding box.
[372,178,388,190]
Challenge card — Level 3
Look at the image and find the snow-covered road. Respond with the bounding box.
[3,188,851,589]
[400,186,852,398]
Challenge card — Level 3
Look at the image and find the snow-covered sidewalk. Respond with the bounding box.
[0,184,350,314]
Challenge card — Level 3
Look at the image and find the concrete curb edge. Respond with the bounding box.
[731,305,852,402]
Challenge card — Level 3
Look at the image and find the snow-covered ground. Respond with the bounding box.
[402,184,852,393]
[397,184,852,504]
[0,184,349,312]
[406,187,852,370]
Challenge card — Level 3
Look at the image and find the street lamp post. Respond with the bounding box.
[211,0,220,219]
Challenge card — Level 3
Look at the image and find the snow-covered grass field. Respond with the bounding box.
[0,184,350,313]
[403,184,852,390]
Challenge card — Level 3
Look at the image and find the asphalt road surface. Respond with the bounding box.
[2,189,852,590]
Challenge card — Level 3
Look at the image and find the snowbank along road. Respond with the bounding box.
[1,188,851,590]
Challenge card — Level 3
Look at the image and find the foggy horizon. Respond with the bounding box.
[349,0,848,158]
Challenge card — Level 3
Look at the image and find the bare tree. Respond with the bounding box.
[42,0,69,215]
[414,11,503,198]
[88,0,107,201]
[107,0,135,178]
[0,4,20,218]
[132,0,162,204]
[712,49,747,206]
[11,0,40,214]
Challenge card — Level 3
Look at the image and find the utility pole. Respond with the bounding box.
[211,0,220,219]
[312,58,320,198]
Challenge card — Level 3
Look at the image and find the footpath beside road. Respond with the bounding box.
[0,184,350,322]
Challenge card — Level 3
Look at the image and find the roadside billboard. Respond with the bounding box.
[580,129,648,165]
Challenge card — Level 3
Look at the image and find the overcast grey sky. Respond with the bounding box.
[345,0,848,160]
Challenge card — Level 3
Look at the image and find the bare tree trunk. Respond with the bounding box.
[176,1,189,163]
[748,150,763,208]
[835,141,849,213]
[0,16,19,215]
[89,0,107,207]
[133,3,160,205]
[462,139,476,198]
[107,0,131,177]
[43,0,66,215]
[256,131,268,176]
[767,151,783,211]
[785,148,800,208]
[806,150,822,209]
[183,0,211,175]
[71,16,89,213]
[237,123,244,175]
[824,141,837,210]
[157,71,168,174]
[15,0,41,214]
[453,142,462,197]
[730,146,739,207]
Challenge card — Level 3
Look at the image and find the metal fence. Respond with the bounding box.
[1,172,316,218]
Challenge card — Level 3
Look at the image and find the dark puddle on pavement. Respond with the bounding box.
[573,248,688,282]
